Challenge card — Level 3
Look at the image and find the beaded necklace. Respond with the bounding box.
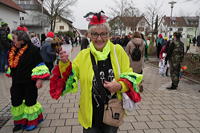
[8,45,28,68]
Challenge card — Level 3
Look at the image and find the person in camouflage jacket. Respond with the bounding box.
[165,32,184,90]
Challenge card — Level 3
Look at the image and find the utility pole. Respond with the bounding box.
[168,1,176,36]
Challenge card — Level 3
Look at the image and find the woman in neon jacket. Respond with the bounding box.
[50,11,143,133]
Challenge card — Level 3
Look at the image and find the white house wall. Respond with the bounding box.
[20,10,49,26]
[0,5,20,31]
[55,18,70,33]
[20,11,42,24]
[19,10,50,34]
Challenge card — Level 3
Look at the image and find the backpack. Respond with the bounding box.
[131,43,141,61]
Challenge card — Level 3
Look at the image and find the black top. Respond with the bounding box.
[10,43,43,84]
[92,54,115,127]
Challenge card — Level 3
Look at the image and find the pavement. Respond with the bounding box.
[0,46,200,133]
[187,44,199,54]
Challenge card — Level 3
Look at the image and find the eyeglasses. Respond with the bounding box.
[91,32,108,39]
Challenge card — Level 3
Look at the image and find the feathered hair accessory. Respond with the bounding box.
[16,26,28,32]
[84,11,108,25]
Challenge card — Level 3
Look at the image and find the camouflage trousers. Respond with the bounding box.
[169,60,181,87]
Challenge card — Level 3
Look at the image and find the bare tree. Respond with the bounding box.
[109,0,139,18]
[108,0,140,35]
[44,0,77,31]
[144,0,163,35]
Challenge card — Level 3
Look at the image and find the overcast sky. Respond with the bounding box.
[70,0,200,29]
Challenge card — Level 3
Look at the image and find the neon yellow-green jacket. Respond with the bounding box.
[62,41,142,129]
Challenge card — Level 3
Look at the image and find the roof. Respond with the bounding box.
[120,16,143,27]
[59,16,73,24]
[110,16,147,28]
[163,16,199,27]
[79,29,87,35]
[57,16,73,28]
[0,0,25,13]
[184,16,199,27]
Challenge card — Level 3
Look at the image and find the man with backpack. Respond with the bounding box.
[125,32,145,92]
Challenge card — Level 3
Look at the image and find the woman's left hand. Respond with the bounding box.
[36,79,43,89]
[103,80,122,93]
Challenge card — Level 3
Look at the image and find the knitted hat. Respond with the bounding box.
[47,32,54,38]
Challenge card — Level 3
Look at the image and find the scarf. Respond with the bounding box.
[90,40,111,61]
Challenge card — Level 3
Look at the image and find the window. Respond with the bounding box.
[138,27,144,31]
[18,0,32,4]
[178,28,183,32]
[20,17,24,20]
[60,26,64,30]
[140,22,145,26]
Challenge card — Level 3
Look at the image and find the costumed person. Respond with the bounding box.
[156,34,164,58]
[159,37,169,76]
[0,22,11,73]
[125,32,145,92]
[50,11,143,133]
[6,26,50,132]
[51,37,63,65]
[165,32,184,90]
[30,32,41,48]
[159,51,167,76]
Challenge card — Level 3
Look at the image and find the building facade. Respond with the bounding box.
[109,16,150,36]
[13,0,50,34]
[54,16,73,33]
[0,0,25,30]
[159,16,199,38]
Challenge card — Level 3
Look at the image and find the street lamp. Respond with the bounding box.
[168,1,176,35]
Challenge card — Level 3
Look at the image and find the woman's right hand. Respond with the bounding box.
[59,50,69,63]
